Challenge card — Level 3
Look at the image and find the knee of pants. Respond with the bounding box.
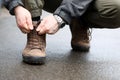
[43,0,62,13]
[95,0,120,18]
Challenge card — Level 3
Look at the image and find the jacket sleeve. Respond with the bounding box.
[4,0,24,15]
[54,0,93,24]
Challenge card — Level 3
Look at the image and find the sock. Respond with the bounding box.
[32,16,40,21]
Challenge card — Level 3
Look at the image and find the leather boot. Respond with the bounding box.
[22,21,46,64]
[70,19,90,52]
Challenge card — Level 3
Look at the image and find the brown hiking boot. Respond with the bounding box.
[70,19,90,52]
[22,21,46,64]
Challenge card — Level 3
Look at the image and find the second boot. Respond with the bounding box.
[70,19,90,52]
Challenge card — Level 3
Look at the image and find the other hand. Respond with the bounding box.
[36,15,59,35]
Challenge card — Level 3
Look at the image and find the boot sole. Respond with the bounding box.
[23,56,46,65]
[72,44,90,52]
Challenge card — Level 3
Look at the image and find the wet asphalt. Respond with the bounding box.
[0,8,120,80]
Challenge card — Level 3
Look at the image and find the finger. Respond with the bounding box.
[38,27,47,35]
[23,23,29,30]
[37,20,47,35]
[17,18,28,30]
[19,25,30,34]
[36,20,46,31]
[26,16,33,30]
[21,28,30,34]
[18,25,30,33]
[17,19,31,33]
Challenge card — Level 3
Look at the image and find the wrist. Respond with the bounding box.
[53,15,65,28]
[9,1,24,15]
[14,6,24,15]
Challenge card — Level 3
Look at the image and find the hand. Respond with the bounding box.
[14,6,33,33]
[36,15,59,35]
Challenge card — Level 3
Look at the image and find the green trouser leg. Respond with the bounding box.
[22,0,61,17]
[22,0,44,18]
[83,0,120,28]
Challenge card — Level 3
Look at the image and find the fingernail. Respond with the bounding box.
[30,27,33,30]
[36,28,39,31]
[36,29,38,31]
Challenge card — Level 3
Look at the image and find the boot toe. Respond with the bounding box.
[71,42,90,52]
[23,56,46,65]
[22,49,46,65]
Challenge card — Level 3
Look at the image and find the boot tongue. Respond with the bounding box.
[27,21,46,50]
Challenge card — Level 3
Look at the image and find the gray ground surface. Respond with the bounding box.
[0,8,120,80]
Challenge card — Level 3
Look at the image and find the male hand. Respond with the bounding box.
[36,15,59,35]
[14,6,33,33]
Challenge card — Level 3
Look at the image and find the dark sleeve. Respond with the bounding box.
[4,0,24,15]
[54,0,93,24]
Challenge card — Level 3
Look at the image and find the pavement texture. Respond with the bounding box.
[0,8,120,80]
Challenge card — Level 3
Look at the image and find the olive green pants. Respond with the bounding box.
[23,0,120,28]
[83,0,120,28]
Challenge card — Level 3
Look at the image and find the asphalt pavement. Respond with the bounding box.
[0,8,120,80]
